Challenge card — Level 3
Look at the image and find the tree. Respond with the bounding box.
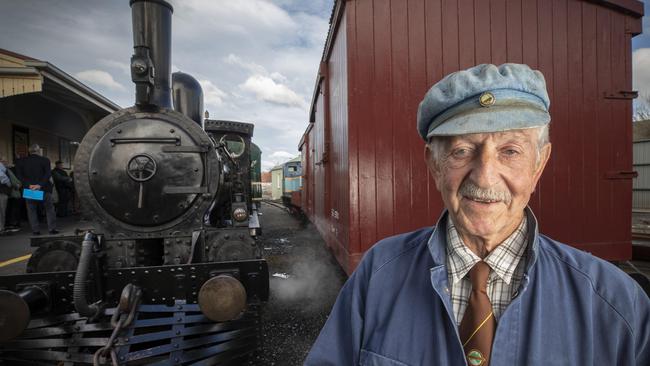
[634,93,650,122]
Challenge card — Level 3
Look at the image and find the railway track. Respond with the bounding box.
[261,200,290,213]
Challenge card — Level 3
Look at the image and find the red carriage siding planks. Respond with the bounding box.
[441,0,460,74]
[301,0,642,275]
[313,85,327,240]
[567,0,585,244]
[521,0,539,68]
[355,0,378,264]
[596,5,615,250]
[490,0,508,66]
[373,0,395,242]
[329,9,350,264]
[506,0,523,64]
[391,0,411,234]
[346,1,361,265]
[474,0,492,65]
[458,0,476,69]
[582,2,603,246]
[551,0,570,243]
[418,0,444,220]
[535,0,555,236]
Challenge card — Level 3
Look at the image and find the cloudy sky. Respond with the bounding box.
[0,0,333,171]
[4,0,650,170]
[633,0,650,110]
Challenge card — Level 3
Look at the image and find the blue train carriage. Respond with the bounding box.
[281,157,302,214]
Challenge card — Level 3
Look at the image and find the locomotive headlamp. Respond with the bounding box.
[233,207,248,222]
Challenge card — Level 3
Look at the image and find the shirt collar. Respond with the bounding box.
[445,219,480,284]
[483,216,528,284]
[444,213,529,285]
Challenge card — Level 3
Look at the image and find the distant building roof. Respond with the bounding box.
[0,48,120,113]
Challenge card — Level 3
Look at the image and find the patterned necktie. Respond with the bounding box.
[459,261,495,366]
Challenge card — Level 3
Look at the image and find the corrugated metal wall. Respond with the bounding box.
[633,140,650,209]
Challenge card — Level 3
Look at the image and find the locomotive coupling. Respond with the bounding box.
[0,286,48,342]
[198,275,247,322]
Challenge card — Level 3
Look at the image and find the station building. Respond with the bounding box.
[0,48,119,169]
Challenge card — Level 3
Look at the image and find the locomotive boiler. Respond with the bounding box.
[0,1,268,364]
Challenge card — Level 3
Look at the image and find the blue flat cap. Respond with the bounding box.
[416,63,550,140]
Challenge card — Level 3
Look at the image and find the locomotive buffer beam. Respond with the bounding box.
[0,284,50,342]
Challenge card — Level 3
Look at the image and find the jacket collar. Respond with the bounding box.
[427,207,541,272]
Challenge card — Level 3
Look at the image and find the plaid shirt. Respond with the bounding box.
[445,215,528,325]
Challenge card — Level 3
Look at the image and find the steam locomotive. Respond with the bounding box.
[0,1,268,364]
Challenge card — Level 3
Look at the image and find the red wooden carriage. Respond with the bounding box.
[299,0,643,275]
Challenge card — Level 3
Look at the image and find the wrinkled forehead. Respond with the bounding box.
[442,128,539,146]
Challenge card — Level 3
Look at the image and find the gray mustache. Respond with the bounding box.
[458,181,512,204]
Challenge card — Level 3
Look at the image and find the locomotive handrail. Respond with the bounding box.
[161,145,208,153]
[110,137,180,144]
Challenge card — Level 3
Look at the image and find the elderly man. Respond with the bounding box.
[15,144,58,235]
[305,64,650,365]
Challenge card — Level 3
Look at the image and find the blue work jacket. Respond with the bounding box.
[305,210,650,365]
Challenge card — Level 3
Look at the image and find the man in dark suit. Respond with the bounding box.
[15,144,58,235]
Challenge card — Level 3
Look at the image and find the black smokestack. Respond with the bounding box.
[130,0,173,108]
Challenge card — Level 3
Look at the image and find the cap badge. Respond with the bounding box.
[479,92,496,107]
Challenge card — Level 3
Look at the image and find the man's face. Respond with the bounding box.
[426,128,551,242]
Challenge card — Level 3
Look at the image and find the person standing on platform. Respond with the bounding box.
[15,144,58,235]
[51,160,73,217]
[0,155,11,235]
[4,163,23,233]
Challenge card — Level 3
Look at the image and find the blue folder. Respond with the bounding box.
[23,189,44,201]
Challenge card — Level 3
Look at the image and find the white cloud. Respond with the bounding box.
[262,160,277,171]
[224,54,268,75]
[261,150,298,171]
[75,69,125,91]
[634,48,650,95]
[175,0,298,40]
[633,48,650,115]
[198,79,227,108]
[99,59,130,75]
[270,71,288,84]
[269,150,296,160]
[240,74,308,109]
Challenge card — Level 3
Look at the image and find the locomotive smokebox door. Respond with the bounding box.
[76,108,220,233]
[89,117,203,226]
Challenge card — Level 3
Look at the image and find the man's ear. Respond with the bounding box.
[532,142,552,188]
[424,144,442,191]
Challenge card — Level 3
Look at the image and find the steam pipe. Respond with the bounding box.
[172,71,205,128]
[73,232,102,318]
[130,0,173,108]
